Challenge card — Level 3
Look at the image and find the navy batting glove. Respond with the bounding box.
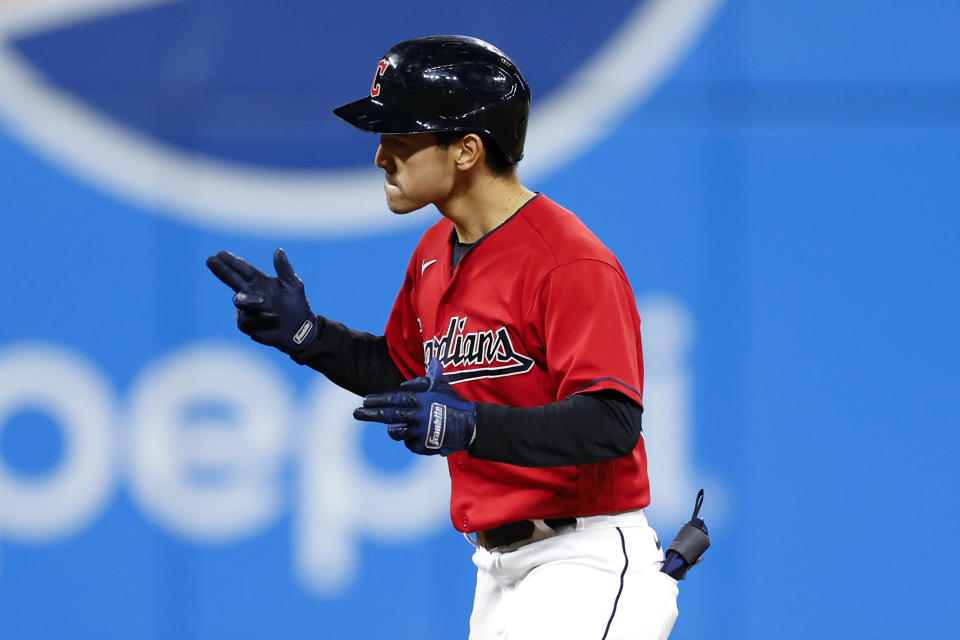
[206,248,318,354]
[353,358,476,456]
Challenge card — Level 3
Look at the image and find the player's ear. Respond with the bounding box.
[454,133,483,171]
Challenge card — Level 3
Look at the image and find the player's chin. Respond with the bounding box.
[386,201,419,215]
[384,190,426,215]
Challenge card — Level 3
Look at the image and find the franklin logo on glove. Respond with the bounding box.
[293,319,315,345]
[426,404,446,450]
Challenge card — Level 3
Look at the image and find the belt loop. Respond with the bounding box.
[463,532,480,549]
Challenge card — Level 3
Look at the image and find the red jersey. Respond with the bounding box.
[384,194,649,532]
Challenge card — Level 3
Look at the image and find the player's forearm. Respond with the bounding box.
[290,316,406,396]
[470,390,642,468]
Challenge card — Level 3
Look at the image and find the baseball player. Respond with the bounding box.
[207,35,678,639]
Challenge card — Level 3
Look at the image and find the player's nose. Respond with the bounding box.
[375,143,393,173]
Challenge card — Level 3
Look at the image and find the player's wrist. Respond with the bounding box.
[282,311,319,354]
[287,313,325,359]
[468,402,495,455]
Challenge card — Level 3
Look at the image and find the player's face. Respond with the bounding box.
[375,133,456,214]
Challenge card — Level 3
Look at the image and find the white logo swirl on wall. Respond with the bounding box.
[0,0,721,235]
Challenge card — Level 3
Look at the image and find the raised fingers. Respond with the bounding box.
[360,391,419,408]
[353,406,417,423]
[216,250,262,280]
[206,254,249,292]
[273,248,301,286]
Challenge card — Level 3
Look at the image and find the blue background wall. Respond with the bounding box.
[1,1,958,638]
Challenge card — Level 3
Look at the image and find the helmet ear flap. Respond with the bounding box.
[515,114,528,138]
[512,113,529,161]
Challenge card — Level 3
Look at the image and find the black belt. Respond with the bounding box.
[476,517,577,551]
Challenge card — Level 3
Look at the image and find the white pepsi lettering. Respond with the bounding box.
[0,341,450,590]
[637,296,727,529]
[127,345,290,541]
[296,380,448,593]
[0,344,114,541]
[0,297,722,588]
[422,316,535,382]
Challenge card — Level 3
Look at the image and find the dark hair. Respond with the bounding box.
[434,131,516,176]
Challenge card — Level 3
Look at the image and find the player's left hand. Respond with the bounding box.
[353,358,476,456]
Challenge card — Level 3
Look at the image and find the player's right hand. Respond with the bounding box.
[206,248,318,354]
[353,358,477,456]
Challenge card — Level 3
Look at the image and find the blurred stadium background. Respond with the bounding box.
[0,1,957,638]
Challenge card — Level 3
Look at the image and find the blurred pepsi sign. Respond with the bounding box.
[0,1,723,638]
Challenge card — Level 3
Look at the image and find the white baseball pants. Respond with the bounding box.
[467,510,679,640]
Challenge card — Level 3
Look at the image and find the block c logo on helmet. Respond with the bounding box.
[370,59,388,97]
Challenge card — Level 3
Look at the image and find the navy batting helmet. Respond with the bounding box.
[333,35,531,164]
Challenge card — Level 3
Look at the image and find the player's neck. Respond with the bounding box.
[437,172,533,244]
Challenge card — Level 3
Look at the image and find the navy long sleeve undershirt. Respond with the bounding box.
[290,318,642,468]
[472,391,642,468]
[290,315,406,397]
